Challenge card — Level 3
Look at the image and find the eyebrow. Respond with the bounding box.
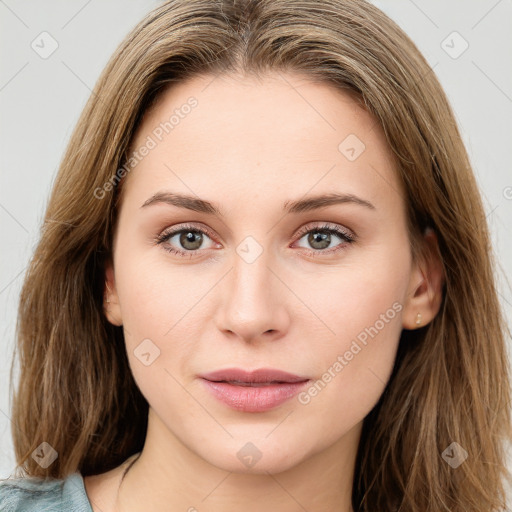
[140,191,376,215]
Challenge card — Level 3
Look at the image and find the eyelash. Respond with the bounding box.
[154,222,356,258]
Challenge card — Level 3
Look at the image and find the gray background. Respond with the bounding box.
[1,0,511,486]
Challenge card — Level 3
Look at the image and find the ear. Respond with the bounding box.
[402,228,445,329]
[103,262,123,326]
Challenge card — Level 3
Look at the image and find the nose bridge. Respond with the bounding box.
[215,238,289,341]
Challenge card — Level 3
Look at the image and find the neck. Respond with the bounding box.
[116,409,360,512]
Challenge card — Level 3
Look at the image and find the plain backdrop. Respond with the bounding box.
[1,0,511,484]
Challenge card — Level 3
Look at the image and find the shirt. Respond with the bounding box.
[0,472,93,512]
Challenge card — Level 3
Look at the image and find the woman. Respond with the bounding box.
[1,0,510,511]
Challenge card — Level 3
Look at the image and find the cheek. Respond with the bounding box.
[295,247,410,430]
[113,243,205,394]
[292,308,403,450]
[114,228,209,338]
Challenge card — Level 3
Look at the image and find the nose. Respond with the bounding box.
[214,249,291,343]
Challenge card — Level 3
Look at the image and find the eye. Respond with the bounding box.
[155,223,218,257]
[155,221,356,258]
[293,223,355,255]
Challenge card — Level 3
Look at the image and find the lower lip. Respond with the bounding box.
[201,379,310,412]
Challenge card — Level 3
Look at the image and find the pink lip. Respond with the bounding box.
[199,368,310,413]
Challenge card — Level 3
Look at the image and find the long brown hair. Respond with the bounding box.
[5,0,511,510]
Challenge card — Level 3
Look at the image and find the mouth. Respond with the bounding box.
[199,368,310,412]
[200,367,309,384]
[213,380,295,387]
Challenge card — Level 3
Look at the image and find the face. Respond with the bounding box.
[105,71,428,474]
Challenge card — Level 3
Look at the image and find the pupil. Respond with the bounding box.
[309,231,330,249]
[180,231,202,250]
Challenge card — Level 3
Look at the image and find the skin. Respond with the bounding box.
[84,71,443,512]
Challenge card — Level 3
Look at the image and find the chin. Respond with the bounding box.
[195,434,312,475]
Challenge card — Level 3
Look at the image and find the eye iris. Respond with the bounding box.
[308,231,330,250]
[179,230,203,250]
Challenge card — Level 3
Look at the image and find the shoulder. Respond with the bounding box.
[0,472,92,512]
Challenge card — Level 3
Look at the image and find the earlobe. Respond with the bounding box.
[402,228,445,330]
[104,264,123,326]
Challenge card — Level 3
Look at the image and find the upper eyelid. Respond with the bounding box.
[294,222,354,238]
[160,222,216,238]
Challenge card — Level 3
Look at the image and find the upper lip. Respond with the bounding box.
[200,368,309,384]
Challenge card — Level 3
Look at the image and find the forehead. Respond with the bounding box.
[122,71,403,214]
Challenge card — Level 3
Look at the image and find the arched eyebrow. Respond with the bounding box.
[283,193,375,213]
[140,191,376,215]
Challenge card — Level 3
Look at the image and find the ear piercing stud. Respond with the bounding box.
[105,281,111,304]
[415,313,422,326]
